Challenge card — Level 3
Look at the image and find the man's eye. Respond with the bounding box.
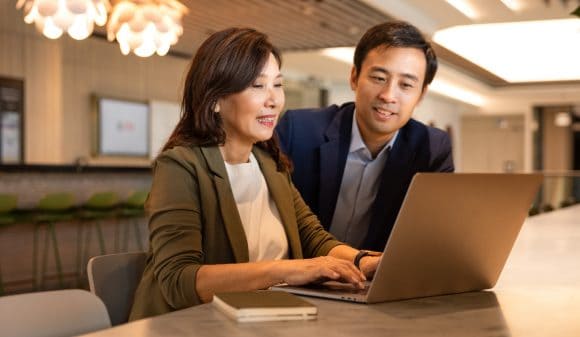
[371,76,386,82]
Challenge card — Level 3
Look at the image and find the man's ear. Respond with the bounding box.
[350,66,358,91]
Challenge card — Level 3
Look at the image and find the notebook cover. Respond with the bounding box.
[212,290,317,322]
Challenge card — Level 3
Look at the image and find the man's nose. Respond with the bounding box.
[377,82,397,103]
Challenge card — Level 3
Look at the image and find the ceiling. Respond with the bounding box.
[361,0,580,86]
[90,0,579,87]
[96,0,393,56]
[400,0,579,27]
[136,0,578,85]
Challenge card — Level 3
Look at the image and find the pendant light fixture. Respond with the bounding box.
[16,0,110,40]
[106,0,188,57]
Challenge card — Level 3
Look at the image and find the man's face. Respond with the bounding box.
[351,46,427,147]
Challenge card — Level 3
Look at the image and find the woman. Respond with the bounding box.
[129,27,380,320]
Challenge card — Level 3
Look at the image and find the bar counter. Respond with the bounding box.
[0,164,151,208]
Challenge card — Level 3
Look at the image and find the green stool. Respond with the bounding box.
[117,191,148,251]
[0,194,18,295]
[76,192,119,285]
[33,192,76,290]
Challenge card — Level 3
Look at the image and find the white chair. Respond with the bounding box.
[87,252,147,326]
[0,289,111,337]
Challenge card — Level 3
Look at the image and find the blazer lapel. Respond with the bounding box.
[200,146,249,262]
[317,105,354,229]
[253,148,303,259]
[364,127,417,249]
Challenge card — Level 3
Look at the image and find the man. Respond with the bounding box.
[276,21,454,252]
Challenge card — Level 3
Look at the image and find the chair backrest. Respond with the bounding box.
[0,194,17,213]
[87,252,147,326]
[124,190,149,208]
[85,192,119,210]
[37,192,75,211]
[0,289,111,337]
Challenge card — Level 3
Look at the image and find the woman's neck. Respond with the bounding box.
[219,140,253,164]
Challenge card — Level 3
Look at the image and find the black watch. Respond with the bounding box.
[354,250,370,270]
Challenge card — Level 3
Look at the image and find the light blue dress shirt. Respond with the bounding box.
[328,110,398,247]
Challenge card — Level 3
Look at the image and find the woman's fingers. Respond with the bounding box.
[325,259,365,286]
[281,257,366,288]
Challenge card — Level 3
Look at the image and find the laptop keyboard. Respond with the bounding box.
[306,281,370,295]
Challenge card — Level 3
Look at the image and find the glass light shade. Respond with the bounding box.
[16,0,110,40]
[107,0,188,57]
[554,112,571,127]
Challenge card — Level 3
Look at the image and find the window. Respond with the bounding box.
[0,77,24,164]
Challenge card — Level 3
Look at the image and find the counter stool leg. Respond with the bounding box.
[121,222,130,251]
[114,221,121,253]
[133,219,144,251]
[48,223,65,288]
[0,265,4,295]
[32,224,41,290]
[40,223,50,290]
[95,221,107,255]
[75,223,83,287]
[78,222,92,284]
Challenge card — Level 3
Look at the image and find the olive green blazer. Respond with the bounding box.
[129,145,342,320]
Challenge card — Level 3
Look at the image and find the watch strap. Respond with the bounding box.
[353,250,370,269]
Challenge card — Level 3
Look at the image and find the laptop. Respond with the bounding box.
[272,173,543,303]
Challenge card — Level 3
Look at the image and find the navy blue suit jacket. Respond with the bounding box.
[276,102,454,251]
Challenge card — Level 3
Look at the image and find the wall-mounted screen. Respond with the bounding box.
[97,97,149,157]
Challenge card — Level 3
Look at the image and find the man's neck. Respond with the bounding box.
[362,135,393,159]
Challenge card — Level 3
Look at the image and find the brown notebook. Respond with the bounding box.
[212,290,317,322]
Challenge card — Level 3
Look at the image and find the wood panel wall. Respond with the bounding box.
[1,2,189,165]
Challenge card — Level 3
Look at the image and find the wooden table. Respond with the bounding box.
[79,205,580,337]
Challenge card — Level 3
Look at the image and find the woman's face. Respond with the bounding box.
[218,53,285,148]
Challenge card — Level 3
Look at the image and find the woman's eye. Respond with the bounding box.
[252,84,264,88]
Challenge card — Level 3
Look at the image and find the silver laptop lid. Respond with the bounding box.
[366,173,543,303]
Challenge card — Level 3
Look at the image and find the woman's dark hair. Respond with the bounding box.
[162,27,291,172]
[353,21,438,90]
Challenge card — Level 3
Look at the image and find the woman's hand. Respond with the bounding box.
[274,256,366,289]
[358,254,381,279]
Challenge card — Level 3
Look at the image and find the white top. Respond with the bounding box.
[224,153,289,262]
[329,109,398,247]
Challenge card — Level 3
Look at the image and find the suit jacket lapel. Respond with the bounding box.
[317,105,354,229]
[253,148,302,259]
[364,127,417,249]
[200,146,249,262]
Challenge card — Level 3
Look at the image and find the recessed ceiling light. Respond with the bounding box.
[321,47,354,64]
[445,0,480,20]
[499,0,523,11]
[433,19,580,83]
[429,78,486,107]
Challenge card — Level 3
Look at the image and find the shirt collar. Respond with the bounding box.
[349,109,399,156]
